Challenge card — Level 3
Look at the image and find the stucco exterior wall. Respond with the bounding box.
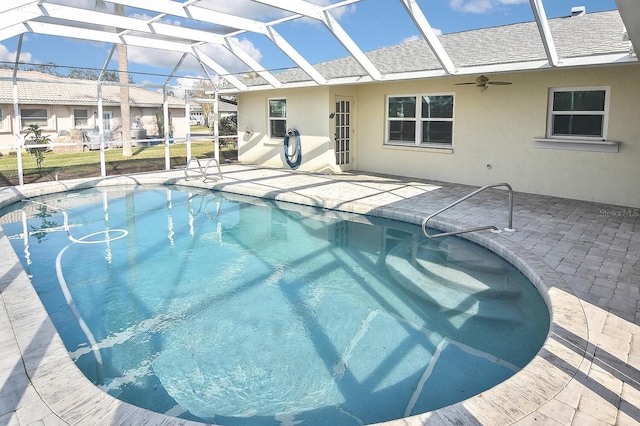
[238,64,639,207]
[355,65,640,208]
[238,86,341,173]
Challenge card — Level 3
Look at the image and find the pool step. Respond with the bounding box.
[435,239,509,273]
[415,239,521,299]
[386,239,523,322]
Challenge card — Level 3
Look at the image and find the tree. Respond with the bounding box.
[68,68,99,80]
[95,1,132,157]
[155,111,172,139]
[67,68,134,83]
[25,62,61,76]
[25,124,51,174]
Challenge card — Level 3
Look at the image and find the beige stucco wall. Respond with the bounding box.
[240,64,639,208]
[355,65,640,208]
[238,86,342,173]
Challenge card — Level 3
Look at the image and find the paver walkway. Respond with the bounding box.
[0,165,638,425]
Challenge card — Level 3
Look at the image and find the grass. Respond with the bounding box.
[0,140,237,187]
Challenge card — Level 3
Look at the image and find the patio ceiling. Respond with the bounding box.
[1,0,639,94]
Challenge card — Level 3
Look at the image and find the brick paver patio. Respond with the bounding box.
[0,165,638,425]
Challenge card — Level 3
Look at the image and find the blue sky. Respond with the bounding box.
[0,0,619,89]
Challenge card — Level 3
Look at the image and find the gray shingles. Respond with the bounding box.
[244,10,628,88]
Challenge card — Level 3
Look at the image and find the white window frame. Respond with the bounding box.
[20,107,50,130]
[385,93,455,148]
[102,111,112,131]
[546,86,610,140]
[0,107,8,132]
[268,98,287,139]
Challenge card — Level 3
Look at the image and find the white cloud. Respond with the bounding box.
[403,35,422,43]
[58,0,112,10]
[196,0,288,20]
[402,26,442,43]
[126,36,262,80]
[197,0,356,21]
[0,44,32,63]
[226,37,263,63]
[449,0,527,13]
[312,0,357,19]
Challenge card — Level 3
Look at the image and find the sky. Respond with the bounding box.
[0,0,620,91]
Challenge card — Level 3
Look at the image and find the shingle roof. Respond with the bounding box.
[243,10,629,88]
[0,70,185,108]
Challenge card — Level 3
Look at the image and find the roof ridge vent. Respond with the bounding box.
[571,6,585,17]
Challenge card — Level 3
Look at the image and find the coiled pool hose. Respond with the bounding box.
[283,128,302,170]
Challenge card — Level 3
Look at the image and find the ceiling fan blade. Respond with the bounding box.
[487,81,512,85]
[454,82,478,85]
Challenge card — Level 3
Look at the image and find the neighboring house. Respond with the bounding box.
[0,70,186,153]
[236,9,640,208]
[190,98,237,126]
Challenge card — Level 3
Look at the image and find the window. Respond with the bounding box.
[74,109,89,128]
[102,111,112,131]
[268,99,286,138]
[0,108,7,132]
[548,87,608,139]
[387,94,454,147]
[21,108,48,129]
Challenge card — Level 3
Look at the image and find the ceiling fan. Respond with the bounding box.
[455,75,512,91]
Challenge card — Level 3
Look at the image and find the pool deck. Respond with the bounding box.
[0,164,638,425]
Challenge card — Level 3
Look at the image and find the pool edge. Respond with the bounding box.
[0,171,589,426]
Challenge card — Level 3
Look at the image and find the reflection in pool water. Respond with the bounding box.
[0,186,549,425]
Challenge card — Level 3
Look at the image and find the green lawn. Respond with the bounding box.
[0,141,237,187]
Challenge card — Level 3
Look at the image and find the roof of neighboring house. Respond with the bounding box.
[190,99,237,113]
[242,9,632,88]
[0,70,185,108]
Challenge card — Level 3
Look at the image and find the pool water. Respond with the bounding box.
[0,186,549,425]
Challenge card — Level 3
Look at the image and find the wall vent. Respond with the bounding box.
[571,6,586,17]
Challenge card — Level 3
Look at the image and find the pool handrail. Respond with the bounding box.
[422,182,515,238]
[184,156,222,182]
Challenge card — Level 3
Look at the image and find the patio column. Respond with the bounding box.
[185,91,191,161]
[13,35,23,186]
[13,73,23,186]
[97,83,106,177]
[213,90,219,162]
[163,88,170,170]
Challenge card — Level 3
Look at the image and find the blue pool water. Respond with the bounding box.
[0,186,549,425]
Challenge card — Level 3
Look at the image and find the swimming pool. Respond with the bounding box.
[0,185,549,425]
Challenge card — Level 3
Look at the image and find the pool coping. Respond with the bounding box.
[0,169,588,425]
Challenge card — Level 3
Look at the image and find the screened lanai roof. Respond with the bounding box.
[1,0,639,95]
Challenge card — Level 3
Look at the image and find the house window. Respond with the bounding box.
[0,108,7,132]
[74,109,89,128]
[21,108,48,129]
[387,94,454,147]
[268,98,286,138]
[548,87,608,139]
[102,111,112,131]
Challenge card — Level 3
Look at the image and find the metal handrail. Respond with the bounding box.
[422,183,515,238]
